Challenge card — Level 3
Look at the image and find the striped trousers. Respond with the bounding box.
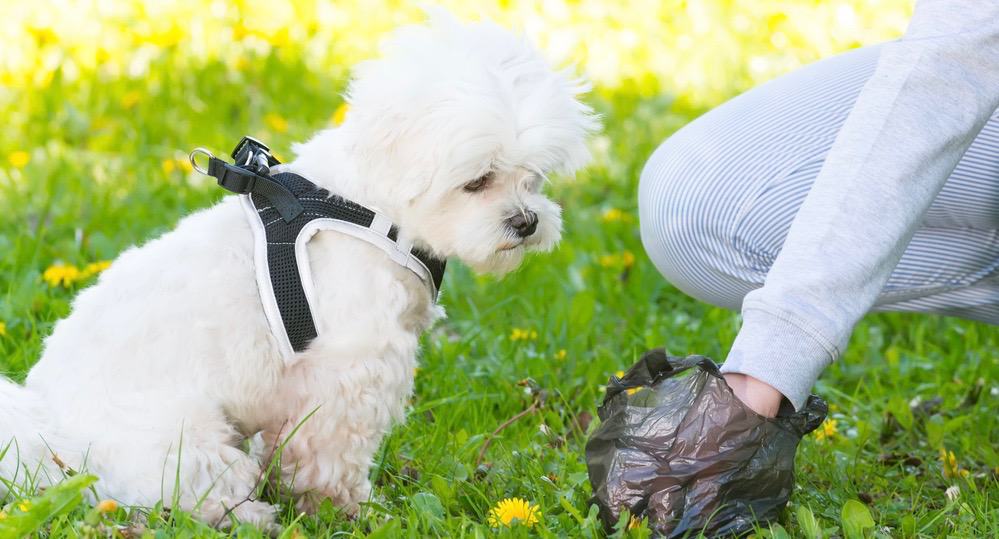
[639,44,999,327]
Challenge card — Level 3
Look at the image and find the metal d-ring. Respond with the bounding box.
[189,147,215,175]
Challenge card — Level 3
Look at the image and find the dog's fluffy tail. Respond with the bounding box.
[0,377,57,492]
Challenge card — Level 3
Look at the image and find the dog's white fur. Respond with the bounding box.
[0,11,596,528]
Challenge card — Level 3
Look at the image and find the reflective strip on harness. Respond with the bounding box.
[239,172,446,363]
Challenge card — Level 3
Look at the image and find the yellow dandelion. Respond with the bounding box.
[598,254,617,268]
[599,251,637,269]
[622,250,636,268]
[8,150,30,169]
[17,500,30,512]
[0,72,17,87]
[147,25,184,48]
[80,261,111,279]
[940,448,964,479]
[814,418,838,441]
[510,328,538,342]
[332,102,350,125]
[602,208,623,222]
[628,515,643,530]
[487,497,540,527]
[43,263,81,288]
[121,90,141,109]
[161,158,176,175]
[615,370,640,395]
[177,157,193,173]
[0,321,6,337]
[96,499,118,513]
[264,113,289,133]
[232,56,250,72]
[27,26,58,47]
[232,23,250,41]
[601,208,633,223]
[264,28,290,48]
[555,349,567,360]
[0,510,6,520]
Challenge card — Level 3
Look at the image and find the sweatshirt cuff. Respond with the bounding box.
[721,306,838,410]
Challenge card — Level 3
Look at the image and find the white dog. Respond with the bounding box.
[0,11,596,529]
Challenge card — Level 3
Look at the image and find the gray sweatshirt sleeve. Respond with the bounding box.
[721,0,999,409]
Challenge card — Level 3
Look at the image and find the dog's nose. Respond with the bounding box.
[507,210,538,238]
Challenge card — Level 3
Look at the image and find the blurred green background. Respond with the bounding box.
[1,0,912,103]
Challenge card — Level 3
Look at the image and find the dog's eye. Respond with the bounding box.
[463,172,493,193]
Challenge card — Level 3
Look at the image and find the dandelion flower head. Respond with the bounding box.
[488,497,540,527]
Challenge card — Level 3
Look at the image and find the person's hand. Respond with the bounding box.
[722,372,784,417]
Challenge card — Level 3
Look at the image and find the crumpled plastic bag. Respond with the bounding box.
[585,349,827,537]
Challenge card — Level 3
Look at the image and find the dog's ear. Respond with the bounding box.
[342,110,435,203]
[396,174,434,204]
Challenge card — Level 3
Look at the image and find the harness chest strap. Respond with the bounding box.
[194,139,446,363]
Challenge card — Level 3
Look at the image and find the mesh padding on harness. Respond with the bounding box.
[252,174,376,243]
[249,172,445,353]
[266,243,316,350]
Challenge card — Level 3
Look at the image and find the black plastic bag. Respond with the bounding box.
[585,349,827,537]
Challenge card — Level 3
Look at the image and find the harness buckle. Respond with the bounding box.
[231,136,270,159]
[231,136,281,177]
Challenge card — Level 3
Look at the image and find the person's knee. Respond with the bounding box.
[639,143,748,310]
[639,141,702,266]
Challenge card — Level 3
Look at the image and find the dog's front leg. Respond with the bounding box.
[261,354,412,516]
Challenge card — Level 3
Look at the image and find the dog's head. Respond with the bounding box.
[338,10,598,274]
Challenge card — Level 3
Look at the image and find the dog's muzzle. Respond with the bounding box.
[506,210,538,238]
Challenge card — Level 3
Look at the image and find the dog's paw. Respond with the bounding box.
[198,498,279,532]
[232,500,280,531]
[294,491,363,519]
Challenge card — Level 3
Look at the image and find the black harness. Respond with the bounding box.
[191,137,446,359]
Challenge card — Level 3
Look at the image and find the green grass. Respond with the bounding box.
[1,47,997,538]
